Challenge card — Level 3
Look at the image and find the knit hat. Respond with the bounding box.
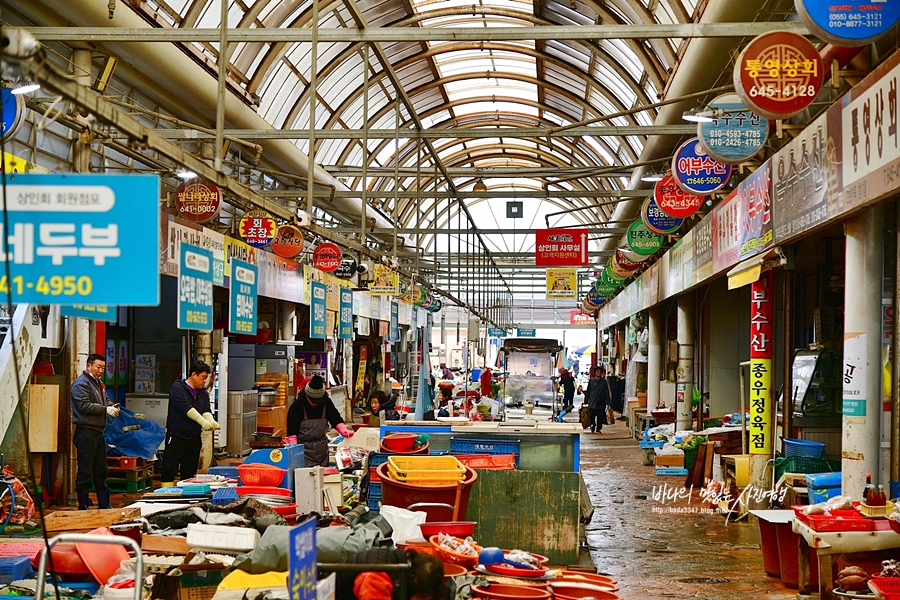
[305,375,326,402]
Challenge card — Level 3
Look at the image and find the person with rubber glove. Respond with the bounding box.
[287,375,353,467]
[71,353,118,509]
[160,360,219,486]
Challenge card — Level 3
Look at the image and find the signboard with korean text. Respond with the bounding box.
[239,211,277,248]
[175,179,221,223]
[1,89,24,143]
[625,221,663,256]
[535,228,589,266]
[225,237,257,280]
[600,267,626,289]
[488,327,507,337]
[229,259,257,335]
[749,271,773,455]
[517,328,536,337]
[339,287,353,339]
[584,288,606,309]
[258,251,305,305]
[734,31,823,121]
[613,248,643,273]
[178,242,213,331]
[334,258,358,279]
[773,109,840,243]
[389,300,400,343]
[797,0,900,47]
[0,174,159,305]
[698,94,769,164]
[738,162,773,259]
[61,304,118,322]
[325,274,340,312]
[270,224,304,258]
[313,243,342,272]
[712,189,741,274]
[843,332,868,416]
[641,197,683,235]
[355,345,368,392]
[288,517,316,600]
[571,310,596,325]
[692,212,714,285]
[310,281,327,339]
[654,176,704,218]
[370,265,399,295]
[546,269,577,299]
[595,279,617,296]
[672,138,732,195]
[161,216,224,286]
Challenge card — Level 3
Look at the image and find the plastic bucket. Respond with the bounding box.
[783,438,825,459]
[377,463,477,522]
[775,521,818,590]
[756,517,781,578]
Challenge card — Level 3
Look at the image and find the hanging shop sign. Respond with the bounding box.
[641,197,684,236]
[0,173,159,305]
[392,279,409,299]
[653,176,704,219]
[625,220,664,256]
[517,328,536,337]
[389,300,400,343]
[584,289,606,308]
[239,210,277,248]
[594,279,618,295]
[609,258,633,279]
[546,268,577,300]
[310,281,327,339]
[370,264,399,295]
[413,287,432,307]
[339,287,353,339]
[535,228,589,267]
[571,310,596,325]
[613,248,643,273]
[175,179,221,223]
[229,259,257,335]
[488,327,507,338]
[333,257,358,279]
[424,296,443,313]
[749,271,774,455]
[270,224,304,258]
[692,213,714,285]
[672,137,732,195]
[618,246,651,264]
[698,93,769,164]
[177,242,213,332]
[734,31,824,121]
[600,267,626,289]
[738,162,773,260]
[1,88,24,143]
[796,0,900,47]
[288,517,316,600]
[712,189,742,275]
[312,242,342,272]
[61,304,118,322]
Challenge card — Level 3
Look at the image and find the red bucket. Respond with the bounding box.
[377,463,477,521]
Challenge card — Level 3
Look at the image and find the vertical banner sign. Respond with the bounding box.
[288,517,316,600]
[546,268,577,299]
[749,271,774,455]
[389,300,400,343]
[178,242,213,331]
[355,345,368,393]
[843,332,868,416]
[229,259,257,335]
[339,287,353,339]
[738,162,773,259]
[535,228,589,266]
[310,281,327,339]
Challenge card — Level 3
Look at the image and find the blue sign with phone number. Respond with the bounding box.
[797,0,900,47]
[0,174,159,305]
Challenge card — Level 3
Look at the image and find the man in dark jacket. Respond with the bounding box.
[584,365,611,433]
[71,353,119,510]
[287,375,353,467]
[160,361,218,486]
[334,547,444,600]
[557,367,576,421]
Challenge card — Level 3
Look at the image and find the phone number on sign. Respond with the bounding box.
[748,84,817,98]
[0,275,92,296]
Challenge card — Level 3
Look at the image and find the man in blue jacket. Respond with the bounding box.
[71,353,119,510]
[160,361,219,486]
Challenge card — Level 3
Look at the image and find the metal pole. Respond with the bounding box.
[360,44,369,244]
[647,305,662,410]
[214,0,227,170]
[783,269,794,452]
[843,206,884,500]
[739,361,749,454]
[676,293,694,432]
[893,200,900,483]
[306,0,319,214]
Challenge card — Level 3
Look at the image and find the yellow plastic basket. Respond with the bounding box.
[859,500,895,518]
[386,455,467,485]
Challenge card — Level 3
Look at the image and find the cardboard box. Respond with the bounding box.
[655,454,684,468]
[636,392,647,407]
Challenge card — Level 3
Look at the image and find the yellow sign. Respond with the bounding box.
[748,358,772,455]
[546,269,577,299]
[369,265,398,295]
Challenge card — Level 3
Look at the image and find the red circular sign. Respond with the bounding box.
[734,31,824,121]
[270,224,305,258]
[313,243,342,272]
[175,180,221,223]
[613,249,642,273]
[654,176,704,219]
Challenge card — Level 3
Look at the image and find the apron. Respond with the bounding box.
[298,402,329,467]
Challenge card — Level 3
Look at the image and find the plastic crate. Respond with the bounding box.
[453,454,517,470]
[238,464,287,487]
[211,486,239,506]
[859,500,895,518]
[387,455,466,485]
[207,466,239,479]
[656,468,689,476]
[773,456,840,483]
[368,482,382,511]
[638,440,665,448]
[792,507,873,532]
[181,483,211,497]
[783,438,825,459]
[0,556,34,583]
[370,467,381,483]
[449,438,521,467]
[869,578,900,600]
[370,453,391,468]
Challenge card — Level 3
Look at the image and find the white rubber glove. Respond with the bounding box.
[106,405,120,417]
[335,423,354,438]
[186,408,212,431]
[202,412,220,431]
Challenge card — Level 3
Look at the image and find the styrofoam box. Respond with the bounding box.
[135,368,156,381]
[134,380,156,393]
[186,523,260,552]
[135,354,157,368]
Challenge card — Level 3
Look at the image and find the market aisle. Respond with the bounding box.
[579,421,797,599]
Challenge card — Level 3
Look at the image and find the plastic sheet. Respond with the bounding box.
[104,408,165,460]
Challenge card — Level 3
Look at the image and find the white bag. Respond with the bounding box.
[379,505,428,544]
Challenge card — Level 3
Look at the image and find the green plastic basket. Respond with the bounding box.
[773,456,840,483]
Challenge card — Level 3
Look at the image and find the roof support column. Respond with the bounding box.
[647,304,662,410]
[676,293,694,432]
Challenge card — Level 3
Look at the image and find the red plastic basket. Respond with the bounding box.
[454,454,517,470]
[869,577,900,600]
[238,464,287,486]
[791,506,873,532]
[235,485,291,497]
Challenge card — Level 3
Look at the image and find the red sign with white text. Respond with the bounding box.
[313,243,342,272]
[535,229,589,266]
[570,310,596,325]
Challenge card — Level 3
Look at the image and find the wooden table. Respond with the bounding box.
[792,518,900,599]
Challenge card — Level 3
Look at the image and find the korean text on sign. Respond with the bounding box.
[749,272,773,455]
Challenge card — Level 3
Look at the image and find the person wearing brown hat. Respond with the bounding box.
[287,375,353,467]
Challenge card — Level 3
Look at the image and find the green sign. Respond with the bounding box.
[626,221,664,256]
[594,280,617,295]
[600,267,625,289]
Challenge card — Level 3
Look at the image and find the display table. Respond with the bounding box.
[792,518,900,599]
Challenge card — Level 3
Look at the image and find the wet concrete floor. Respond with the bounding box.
[578,418,798,599]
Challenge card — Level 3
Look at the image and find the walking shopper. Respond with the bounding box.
[557,366,576,422]
[160,361,219,486]
[287,375,353,467]
[585,365,611,433]
[480,367,493,397]
[71,353,119,509]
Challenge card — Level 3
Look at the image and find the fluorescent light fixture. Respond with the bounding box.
[175,170,197,180]
[682,109,713,123]
[641,173,664,183]
[11,82,40,95]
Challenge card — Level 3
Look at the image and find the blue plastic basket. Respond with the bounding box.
[639,440,665,448]
[370,453,391,468]
[783,438,825,459]
[656,468,689,476]
[211,486,239,506]
[368,482,382,511]
[450,438,521,467]
[207,466,239,479]
[0,557,33,583]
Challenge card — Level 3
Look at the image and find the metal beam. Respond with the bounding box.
[150,124,697,140]
[325,167,637,177]
[335,227,628,235]
[25,22,809,42]
[262,189,652,199]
